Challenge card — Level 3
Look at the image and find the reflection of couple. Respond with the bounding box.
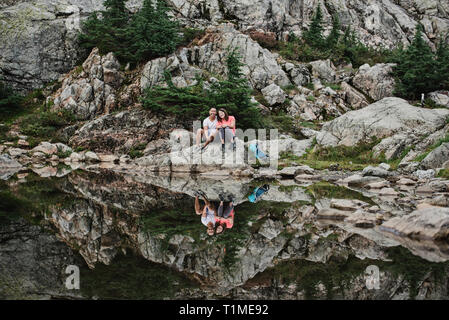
[194,190,234,236]
[195,107,236,153]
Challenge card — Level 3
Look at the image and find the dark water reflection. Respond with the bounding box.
[1,167,449,300]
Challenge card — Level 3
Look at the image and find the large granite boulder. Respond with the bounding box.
[141,23,291,91]
[0,0,142,91]
[68,109,165,154]
[352,63,396,101]
[420,142,449,169]
[316,98,449,159]
[51,48,122,120]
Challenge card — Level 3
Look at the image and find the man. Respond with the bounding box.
[196,108,217,149]
[194,190,216,236]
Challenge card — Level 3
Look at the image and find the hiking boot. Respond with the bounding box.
[200,144,208,153]
[227,193,235,203]
[194,190,207,198]
[232,141,236,151]
[218,193,225,202]
[221,144,225,154]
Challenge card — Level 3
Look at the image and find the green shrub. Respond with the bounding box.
[180,27,206,46]
[19,110,75,139]
[128,143,146,159]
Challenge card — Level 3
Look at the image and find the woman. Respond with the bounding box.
[216,108,236,153]
[215,194,235,235]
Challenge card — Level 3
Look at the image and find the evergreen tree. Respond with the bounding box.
[79,0,180,66]
[127,0,181,64]
[303,5,324,48]
[392,24,439,99]
[79,0,130,60]
[435,35,449,89]
[209,48,262,129]
[326,15,341,49]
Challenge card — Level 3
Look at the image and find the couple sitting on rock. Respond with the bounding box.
[195,107,236,153]
[194,190,235,236]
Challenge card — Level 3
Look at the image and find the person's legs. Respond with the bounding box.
[194,196,203,215]
[222,201,234,218]
[203,196,214,212]
[196,128,204,146]
[221,128,236,151]
[219,128,226,154]
[202,130,217,150]
[218,201,224,217]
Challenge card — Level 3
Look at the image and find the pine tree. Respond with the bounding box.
[126,0,181,65]
[79,0,130,60]
[209,48,261,129]
[435,35,449,89]
[79,0,180,66]
[392,24,439,99]
[326,15,341,49]
[303,5,324,48]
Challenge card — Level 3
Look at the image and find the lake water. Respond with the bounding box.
[1,166,448,300]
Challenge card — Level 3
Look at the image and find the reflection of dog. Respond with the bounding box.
[365,265,380,290]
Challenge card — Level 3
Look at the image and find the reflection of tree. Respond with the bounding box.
[80,252,198,299]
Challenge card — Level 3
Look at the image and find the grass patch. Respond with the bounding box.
[413,132,449,162]
[128,143,146,159]
[280,137,390,171]
[322,82,342,91]
[305,181,375,205]
[437,169,449,179]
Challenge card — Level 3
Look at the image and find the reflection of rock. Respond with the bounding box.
[49,198,121,269]
[380,206,449,241]
[0,154,23,180]
[0,219,82,299]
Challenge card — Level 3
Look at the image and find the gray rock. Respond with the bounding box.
[428,91,449,108]
[380,206,449,240]
[309,59,336,82]
[51,48,121,120]
[341,82,369,110]
[32,142,57,155]
[420,142,449,169]
[362,165,392,178]
[141,24,290,91]
[261,83,286,106]
[414,169,436,179]
[353,63,396,101]
[0,154,22,168]
[316,98,449,149]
